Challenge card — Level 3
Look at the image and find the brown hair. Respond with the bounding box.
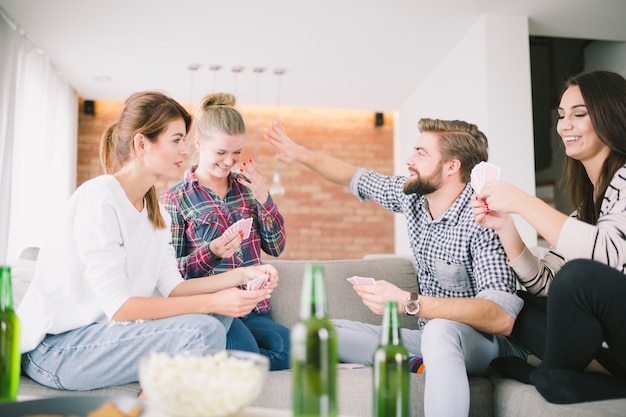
[417,118,489,183]
[562,71,626,224]
[194,92,246,139]
[100,91,192,228]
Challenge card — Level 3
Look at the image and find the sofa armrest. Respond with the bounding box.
[267,257,418,330]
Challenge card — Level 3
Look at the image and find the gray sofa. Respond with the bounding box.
[11,248,626,416]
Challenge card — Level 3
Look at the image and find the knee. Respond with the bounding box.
[189,315,227,351]
[552,259,595,296]
[421,319,464,359]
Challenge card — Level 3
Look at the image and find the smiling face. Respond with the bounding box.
[145,117,189,180]
[557,85,610,166]
[403,131,445,195]
[194,130,246,180]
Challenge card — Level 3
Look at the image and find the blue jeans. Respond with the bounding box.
[333,318,521,417]
[22,314,227,390]
[233,312,290,370]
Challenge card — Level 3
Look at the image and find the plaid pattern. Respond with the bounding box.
[355,170,518,330]
[160,167,286,314]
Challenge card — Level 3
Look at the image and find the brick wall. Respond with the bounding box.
[78,99,395,261]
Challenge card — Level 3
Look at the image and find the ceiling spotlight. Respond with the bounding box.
[209,65,222,71]
[187,64,201,71]
[232,66,245,73]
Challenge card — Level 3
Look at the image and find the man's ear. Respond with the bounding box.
[446,158,462,176]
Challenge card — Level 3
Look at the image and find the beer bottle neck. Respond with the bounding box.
[300,264,328,319]
[0,266,14,312]
[381,301,401,346]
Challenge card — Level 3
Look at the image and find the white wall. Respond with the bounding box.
[393,14,537,257]
[584,41,626,75]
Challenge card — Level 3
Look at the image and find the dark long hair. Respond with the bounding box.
[563,71,626,224]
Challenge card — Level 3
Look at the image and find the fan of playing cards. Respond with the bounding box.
[470,161,501,194]
[224,217,253,240]
[247,274,269,290]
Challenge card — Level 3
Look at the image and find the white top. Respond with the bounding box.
[509,165,626,295]
[17,175,183,353]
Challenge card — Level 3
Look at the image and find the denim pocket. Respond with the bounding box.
[434,258,471,292]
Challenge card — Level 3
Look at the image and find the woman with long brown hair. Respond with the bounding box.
[472,70,626,403]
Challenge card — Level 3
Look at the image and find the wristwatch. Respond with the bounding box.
[403,292,420,316]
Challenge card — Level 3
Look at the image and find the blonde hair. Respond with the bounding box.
[100,91,192,228]
[417,118,489,183]
[194,92,246,140]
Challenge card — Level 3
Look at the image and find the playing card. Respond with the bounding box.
[347,276,376,285]
[470,161,500,194]
[247,274,269,290]
[224,217,253,239]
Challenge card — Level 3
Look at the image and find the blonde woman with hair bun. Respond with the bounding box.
[160,92,289,370]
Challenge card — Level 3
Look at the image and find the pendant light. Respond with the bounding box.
[269,68,286,198]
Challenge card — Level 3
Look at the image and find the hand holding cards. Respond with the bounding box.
[346,276,376,285]
[471,161,501,194]
[224,217,253,240]
[247,274,269,290]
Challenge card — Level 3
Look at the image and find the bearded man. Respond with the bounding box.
[264,118,525,417]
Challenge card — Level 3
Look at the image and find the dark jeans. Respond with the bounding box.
[513,259,626,379]
[227,312,291,371]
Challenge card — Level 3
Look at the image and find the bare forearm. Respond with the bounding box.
[298,147,358,187]
[417,295,514,335]
[170,271,241,296]
[496,216,527,261]
[112,295,214,321]
[515,195,569,247]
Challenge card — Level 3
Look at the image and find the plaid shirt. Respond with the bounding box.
[351,169,521,330]
[160,167,286,314]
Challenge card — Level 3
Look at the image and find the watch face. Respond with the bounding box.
[405,300,419,315]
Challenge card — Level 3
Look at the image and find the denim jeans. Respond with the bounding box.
[241,312,291,370]
[332,318,513,417]
[22,314,227,390]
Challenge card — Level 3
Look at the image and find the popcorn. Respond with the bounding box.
[139,350,267,417]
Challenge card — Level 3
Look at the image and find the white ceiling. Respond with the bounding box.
[1,0,625,111]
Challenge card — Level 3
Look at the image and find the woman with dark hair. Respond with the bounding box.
[17,91,275,390]
[471,70,626,403]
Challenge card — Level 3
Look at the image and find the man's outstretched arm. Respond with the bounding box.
[264,120,358,186]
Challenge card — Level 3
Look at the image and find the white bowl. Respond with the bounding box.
[139,350,269,417]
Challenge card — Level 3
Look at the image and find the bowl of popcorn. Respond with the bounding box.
[139,350,269,417]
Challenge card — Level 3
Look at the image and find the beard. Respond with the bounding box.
[403,163,443,195]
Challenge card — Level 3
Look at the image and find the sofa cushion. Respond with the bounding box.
[491,376,626,417]
[267,257,419,330]
[254,368,494,417]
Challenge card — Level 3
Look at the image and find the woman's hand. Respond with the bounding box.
[238,158,270,205]
[209,231,243,259]
[239,264,279,290]
[206,287,271,317]
[479,181,530,214]
[472,181,527,230]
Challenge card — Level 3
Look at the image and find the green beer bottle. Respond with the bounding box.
[373,301,409,417]
[291,263,338,417]
[0,266,20,402]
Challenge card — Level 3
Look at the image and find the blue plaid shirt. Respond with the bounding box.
[350,169,523,331]
[160,167,286,314]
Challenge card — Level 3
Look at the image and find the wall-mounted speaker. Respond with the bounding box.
[84,100,95,115]
[375,112,384,127]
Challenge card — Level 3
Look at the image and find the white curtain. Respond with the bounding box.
[0,10,77,263]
